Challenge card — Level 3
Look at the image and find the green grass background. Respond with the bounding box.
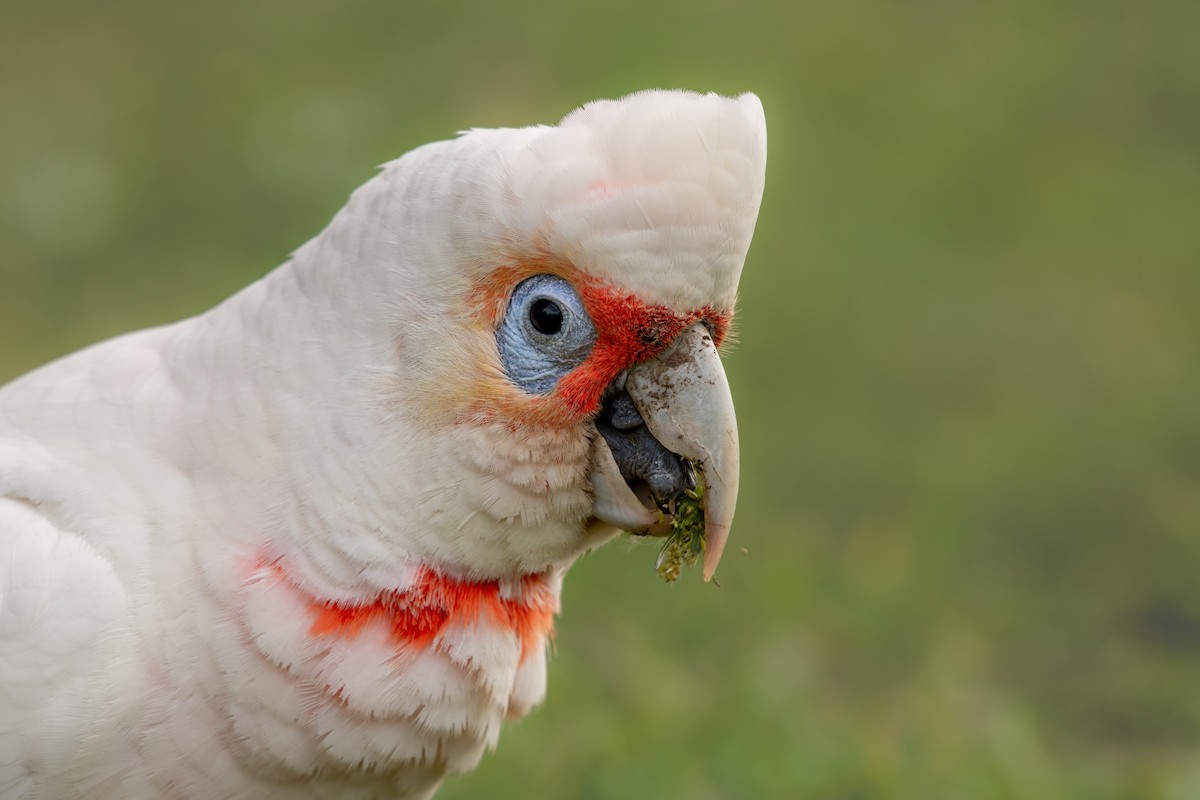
[2,1,1198,797]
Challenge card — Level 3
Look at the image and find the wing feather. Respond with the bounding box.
[0,497,140,799]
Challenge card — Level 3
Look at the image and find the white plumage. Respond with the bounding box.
[0,90,766,798]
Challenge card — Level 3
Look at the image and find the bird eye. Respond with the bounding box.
[497,275,597,395]
[529,298,564,335]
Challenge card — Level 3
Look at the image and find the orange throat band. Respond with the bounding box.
[266,560,559,662]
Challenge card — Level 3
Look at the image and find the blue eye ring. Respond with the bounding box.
[496,274,597,395]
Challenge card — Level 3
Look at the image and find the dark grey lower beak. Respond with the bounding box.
[595,391,694,508]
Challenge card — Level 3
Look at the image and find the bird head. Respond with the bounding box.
[297,90,766,583]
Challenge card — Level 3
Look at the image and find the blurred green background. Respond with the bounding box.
[2,0,1198,797]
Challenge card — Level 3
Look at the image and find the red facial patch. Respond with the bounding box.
[556,280,729,417]
[467,260,731,424]
[270,561,557,661]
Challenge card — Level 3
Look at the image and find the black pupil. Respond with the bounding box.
[529,298,564,335]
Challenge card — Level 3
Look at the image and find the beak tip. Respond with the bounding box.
[701,524,729,582]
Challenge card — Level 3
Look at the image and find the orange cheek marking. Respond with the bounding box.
[268,562,557,661]
[465,258,584,328]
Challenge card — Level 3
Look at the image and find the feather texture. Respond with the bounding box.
[0,90,766,798]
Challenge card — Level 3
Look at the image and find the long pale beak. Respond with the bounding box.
[626,323,740,581]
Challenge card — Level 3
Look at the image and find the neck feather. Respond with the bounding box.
[268,558,559,661]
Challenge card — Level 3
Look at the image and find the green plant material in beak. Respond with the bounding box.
[656,470,705,583]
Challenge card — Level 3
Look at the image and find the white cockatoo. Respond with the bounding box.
[0,90,766,799]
